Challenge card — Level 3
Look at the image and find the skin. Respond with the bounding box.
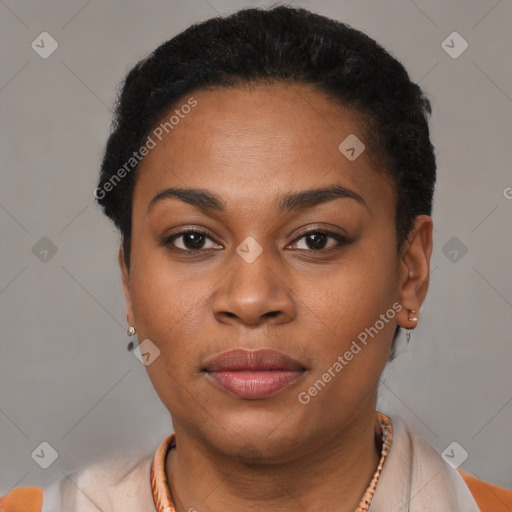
[119,82,433,512]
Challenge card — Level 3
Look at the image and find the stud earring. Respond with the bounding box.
[127,326,136,351]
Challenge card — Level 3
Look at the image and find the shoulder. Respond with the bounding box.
[0,487,43,512]
[43,453,155,512]
[459,470,512,512]
[1,454,155,512]
[378,414,506,512]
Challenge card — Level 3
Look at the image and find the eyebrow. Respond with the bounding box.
[147,184,368,214]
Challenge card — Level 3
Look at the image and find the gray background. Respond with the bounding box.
[1,0,511,493]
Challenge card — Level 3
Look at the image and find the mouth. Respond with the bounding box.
[202,348,307,399]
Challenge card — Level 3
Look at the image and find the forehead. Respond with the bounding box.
[134,83,394,216]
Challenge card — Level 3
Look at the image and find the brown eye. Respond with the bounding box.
[162,229,222,253]
[289,230,349,251]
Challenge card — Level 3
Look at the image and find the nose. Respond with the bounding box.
[211,247,297,327]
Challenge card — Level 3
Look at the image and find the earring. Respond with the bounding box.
[127,326,136,351]
[406,309,418,344]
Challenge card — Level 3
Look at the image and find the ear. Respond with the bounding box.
[396,215,433,330]
[118,245,135,328]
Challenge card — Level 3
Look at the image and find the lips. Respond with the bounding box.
[203,348,306,399]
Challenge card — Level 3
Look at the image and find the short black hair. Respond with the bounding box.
[95,5,436,356]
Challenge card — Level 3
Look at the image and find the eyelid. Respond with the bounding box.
[161,225,350,254]
[161,228,220,251]
[287,229,349,252]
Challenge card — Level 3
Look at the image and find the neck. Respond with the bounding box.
[165,408,381,512]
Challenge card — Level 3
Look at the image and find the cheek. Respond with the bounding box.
[127,243,197,357]
[296,284,396,423]
[128,265,205,410]
[317,247,396,328]
[131,274,202,352]
[305,283,395,371]
[302,239,398,375]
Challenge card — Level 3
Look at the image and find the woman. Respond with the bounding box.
[2,5,511,512]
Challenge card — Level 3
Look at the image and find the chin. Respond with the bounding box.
[200,407,310,463]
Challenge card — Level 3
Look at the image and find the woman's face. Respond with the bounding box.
[121,83,431,460]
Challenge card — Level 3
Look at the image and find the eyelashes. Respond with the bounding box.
[288,230,349,252]
[160,228,352,256]
[162,229,221,253]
